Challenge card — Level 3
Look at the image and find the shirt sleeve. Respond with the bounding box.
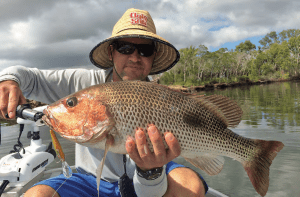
[133,165,168,197]
[0,65,107,103]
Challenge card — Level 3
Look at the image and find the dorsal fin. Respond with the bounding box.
[189,94,243,128]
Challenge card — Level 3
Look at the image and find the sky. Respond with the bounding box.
[0,0,300,71]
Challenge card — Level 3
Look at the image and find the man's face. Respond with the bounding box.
[108,38,155,81]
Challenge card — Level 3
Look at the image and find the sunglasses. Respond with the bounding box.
[111,41,156,57]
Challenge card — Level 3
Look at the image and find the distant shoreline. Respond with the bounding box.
[167,77,300,93]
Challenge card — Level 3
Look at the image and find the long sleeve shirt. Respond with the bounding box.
[0,65,167,197]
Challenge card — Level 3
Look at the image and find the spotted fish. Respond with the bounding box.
[42,80,284,196]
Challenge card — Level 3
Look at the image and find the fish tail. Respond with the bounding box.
[242,139,284,196]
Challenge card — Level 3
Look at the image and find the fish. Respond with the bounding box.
[42,80,284,197]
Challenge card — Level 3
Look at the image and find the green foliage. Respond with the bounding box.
[238,75,250,82]
[159,71,174,85]
[259,31,279,49]
[159,29,300,87]
[279,29,300,42]
[235,40,256,53]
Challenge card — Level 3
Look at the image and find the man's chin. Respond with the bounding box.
[119,69,147,81]
[123,76,143,81]
[122,74,146,81]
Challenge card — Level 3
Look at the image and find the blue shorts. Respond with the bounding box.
[34,161,208,196]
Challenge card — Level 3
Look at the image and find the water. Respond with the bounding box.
[174,81,300,197]
[1,81,300,196]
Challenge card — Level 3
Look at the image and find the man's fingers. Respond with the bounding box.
[135,128,152,163]
[126,136,143,165]
[147,124,166,165]
[7,87,20,119]
[0,94,8,118]
[165,132,181,161]
[128,126,181,171]
[0,81,25,119]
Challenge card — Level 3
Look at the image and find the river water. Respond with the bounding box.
[1,81,300,196]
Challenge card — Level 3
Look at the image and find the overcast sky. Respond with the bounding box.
[1,0,299,71]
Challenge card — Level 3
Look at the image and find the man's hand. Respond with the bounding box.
[0,80,26,119]
[126,124,181,171]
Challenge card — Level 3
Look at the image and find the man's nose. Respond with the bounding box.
[128,49,141,62]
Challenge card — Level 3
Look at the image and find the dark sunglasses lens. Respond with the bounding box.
[138,45,155,57]
[117,44,135,54]
[114,42,155,57]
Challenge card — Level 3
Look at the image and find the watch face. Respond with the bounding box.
[147,172,162,180]
[136,165,164,180]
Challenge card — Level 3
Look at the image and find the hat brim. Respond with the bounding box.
[89,29,180,75]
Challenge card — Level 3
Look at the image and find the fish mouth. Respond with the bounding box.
[42,107,58,130]
[42,115,52,128]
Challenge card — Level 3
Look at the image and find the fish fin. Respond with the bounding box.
[183,154,225,176]
[190,94,243,127]
[242,139,284,197]
[96,134,114,197]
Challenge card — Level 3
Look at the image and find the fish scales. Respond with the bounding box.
[103,81,227,155]
[106,82,249,158]
[42,80,284,197]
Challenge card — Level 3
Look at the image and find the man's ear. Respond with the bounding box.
[107,45,114,61]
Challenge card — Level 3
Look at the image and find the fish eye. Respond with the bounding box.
[66,97,78,107]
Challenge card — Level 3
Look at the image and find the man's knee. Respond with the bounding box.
[24,184,60,197]
[164,167,206,197]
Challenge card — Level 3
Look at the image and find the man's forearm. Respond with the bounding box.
[0,65,106,104]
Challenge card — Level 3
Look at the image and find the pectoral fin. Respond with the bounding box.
[183,154,225,176]
[96,134,114,197]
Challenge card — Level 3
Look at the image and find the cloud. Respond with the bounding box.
[0,0,300,71]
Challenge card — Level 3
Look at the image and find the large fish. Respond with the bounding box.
[42,80,284,196]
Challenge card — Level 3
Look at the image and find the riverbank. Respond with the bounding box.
[167,77,299,93]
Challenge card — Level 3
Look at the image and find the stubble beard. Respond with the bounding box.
[118,61,147,81]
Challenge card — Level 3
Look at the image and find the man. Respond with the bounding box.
[0,8,207,196]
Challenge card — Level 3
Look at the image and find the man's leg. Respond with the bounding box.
[23,173,120,197]
[163,161,208,197]
[164,167,206,197]
[24,185,60,197]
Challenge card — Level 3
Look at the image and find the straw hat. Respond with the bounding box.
[89,8,180,75]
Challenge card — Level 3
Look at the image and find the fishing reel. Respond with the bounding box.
[5,103,44,124]
[2,104,47,155]
[0,104,56,196]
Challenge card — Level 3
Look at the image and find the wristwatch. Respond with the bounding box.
[135,165,164,180]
